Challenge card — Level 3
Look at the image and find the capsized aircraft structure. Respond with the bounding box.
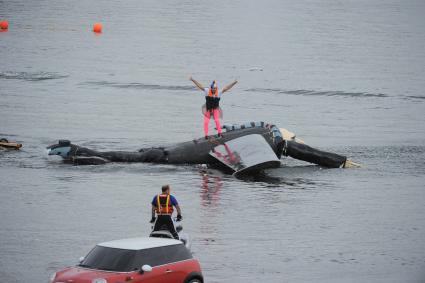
[47,122,359,176]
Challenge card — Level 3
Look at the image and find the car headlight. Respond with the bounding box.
[92,279,107,283]
[48,272,56,283]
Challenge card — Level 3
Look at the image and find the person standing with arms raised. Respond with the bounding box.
[190,76,238,139]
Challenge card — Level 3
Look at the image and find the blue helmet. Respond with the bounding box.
[210,80,217,90]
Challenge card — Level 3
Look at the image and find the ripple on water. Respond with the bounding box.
[0,71,68,81]
[245,88,389,98]
[82,81,194,91]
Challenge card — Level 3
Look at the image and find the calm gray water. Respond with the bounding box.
[1,0,425,282]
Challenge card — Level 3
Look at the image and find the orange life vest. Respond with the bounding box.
[208,87,219,97]
[155,194,174,214]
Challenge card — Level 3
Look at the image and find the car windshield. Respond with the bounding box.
[79,243,193,272]
[79,246,137,272]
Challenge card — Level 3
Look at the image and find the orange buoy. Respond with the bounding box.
[0,20,9,30]
[93,23,102,33]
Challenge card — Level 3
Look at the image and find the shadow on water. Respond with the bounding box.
[199,164,325,189]
[235,171,286,184]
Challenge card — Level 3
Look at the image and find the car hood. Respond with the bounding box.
[55,267,132,282]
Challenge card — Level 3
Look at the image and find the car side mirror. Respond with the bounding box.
[139,264,152,274]
[78,256,84,263]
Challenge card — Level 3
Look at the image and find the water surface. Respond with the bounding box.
[1,0,425,282]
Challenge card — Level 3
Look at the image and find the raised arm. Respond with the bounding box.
[190,76,205,91]
[222,79,238,93]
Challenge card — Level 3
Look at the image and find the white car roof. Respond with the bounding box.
[97,237,182,250]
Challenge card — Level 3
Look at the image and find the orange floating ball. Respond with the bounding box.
[93,23,102,33]
[0,20,9,30]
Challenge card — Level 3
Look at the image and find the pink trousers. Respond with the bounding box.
[204,109,222,136]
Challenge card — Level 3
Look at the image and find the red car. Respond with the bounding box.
[49,237,203,283]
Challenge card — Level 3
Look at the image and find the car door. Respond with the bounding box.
[130,265,170,283]
[162,260,191,282]
[161,244,194,282]
[130,246,170,283]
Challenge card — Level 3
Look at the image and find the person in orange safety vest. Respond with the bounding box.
[150,185,182,239]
